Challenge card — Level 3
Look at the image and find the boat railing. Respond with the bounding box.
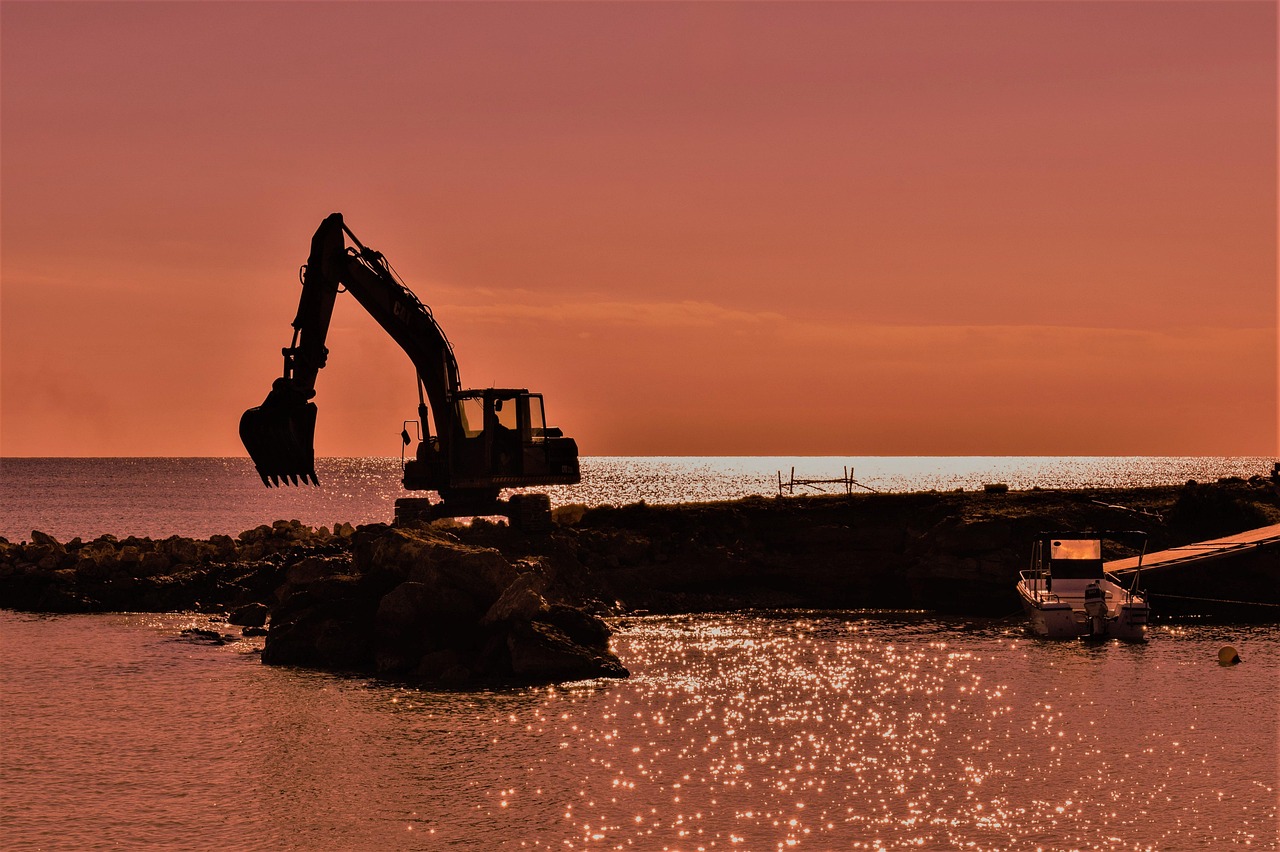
[1105,572,1142,605]
[1019,569,1059,602]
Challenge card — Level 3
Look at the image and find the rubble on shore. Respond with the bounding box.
[2,479,1276,681]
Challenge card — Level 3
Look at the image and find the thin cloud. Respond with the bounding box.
[440,296,1274,361]
[442,298,786,329]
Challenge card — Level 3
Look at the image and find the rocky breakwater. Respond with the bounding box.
[0,520,627,685]
[261,523,627,684]
[561,479,1280,616]
[3,477,1273,676]
[0,520,354,614]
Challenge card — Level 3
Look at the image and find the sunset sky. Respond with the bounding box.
[2,1,1275,457]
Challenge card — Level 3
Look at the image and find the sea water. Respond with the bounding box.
[1,457,1277,849]
[1,611,1275,850]
[0,456,1271,542]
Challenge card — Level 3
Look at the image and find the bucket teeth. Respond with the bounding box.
[252,466,318,487]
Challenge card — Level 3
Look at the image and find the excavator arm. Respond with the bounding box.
[239,213,462,486]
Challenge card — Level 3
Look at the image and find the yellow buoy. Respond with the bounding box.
[1218,645,1241,666]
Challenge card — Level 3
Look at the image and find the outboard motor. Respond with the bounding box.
[1083,581,1108,636]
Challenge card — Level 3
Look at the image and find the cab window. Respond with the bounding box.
[494,396,518,431]
[457,398,485,438]
[528,395,546,441]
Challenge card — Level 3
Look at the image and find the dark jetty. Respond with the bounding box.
[2,479,1277,682]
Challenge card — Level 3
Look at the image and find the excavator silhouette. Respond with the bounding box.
[239,213,579,530]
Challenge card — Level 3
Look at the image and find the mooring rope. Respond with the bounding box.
[1145,592,1280,608]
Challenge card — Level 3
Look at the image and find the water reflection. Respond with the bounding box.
[1,612,1274,850]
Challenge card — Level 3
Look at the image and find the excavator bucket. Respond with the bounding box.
[239,384,319,486]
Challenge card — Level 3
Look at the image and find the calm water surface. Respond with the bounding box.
[2,611,1275,850]
[0,456,1270,542]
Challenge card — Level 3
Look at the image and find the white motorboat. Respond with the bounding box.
[1017,532,1149,641]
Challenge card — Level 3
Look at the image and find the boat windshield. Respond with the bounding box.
[1051,539,1101,560]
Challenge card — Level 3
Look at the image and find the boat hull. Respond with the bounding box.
[1017,582,1148,641]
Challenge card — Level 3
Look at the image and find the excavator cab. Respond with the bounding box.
[403,388,579,493]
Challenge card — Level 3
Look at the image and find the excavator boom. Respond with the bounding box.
[239,213,579,511]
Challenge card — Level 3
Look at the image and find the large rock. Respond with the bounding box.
[229,602,269,627]
[161,536,201,565]
[30,530,63,550]
[356,526,518,601]
[538,604,611,649]
[371,579,483,673]
[482,573,550,625]
[262,524,627,685]
[508,620,628,682]
[137,551,171,577]
[274,554,352,602]
[262,574,375,670]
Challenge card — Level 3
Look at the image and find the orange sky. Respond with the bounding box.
[2,1,1276,457]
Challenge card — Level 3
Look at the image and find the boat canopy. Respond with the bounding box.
[1043,536,1104,579]
[1035,531,1147,581]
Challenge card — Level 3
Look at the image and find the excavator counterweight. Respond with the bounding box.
[239,213,579,525]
